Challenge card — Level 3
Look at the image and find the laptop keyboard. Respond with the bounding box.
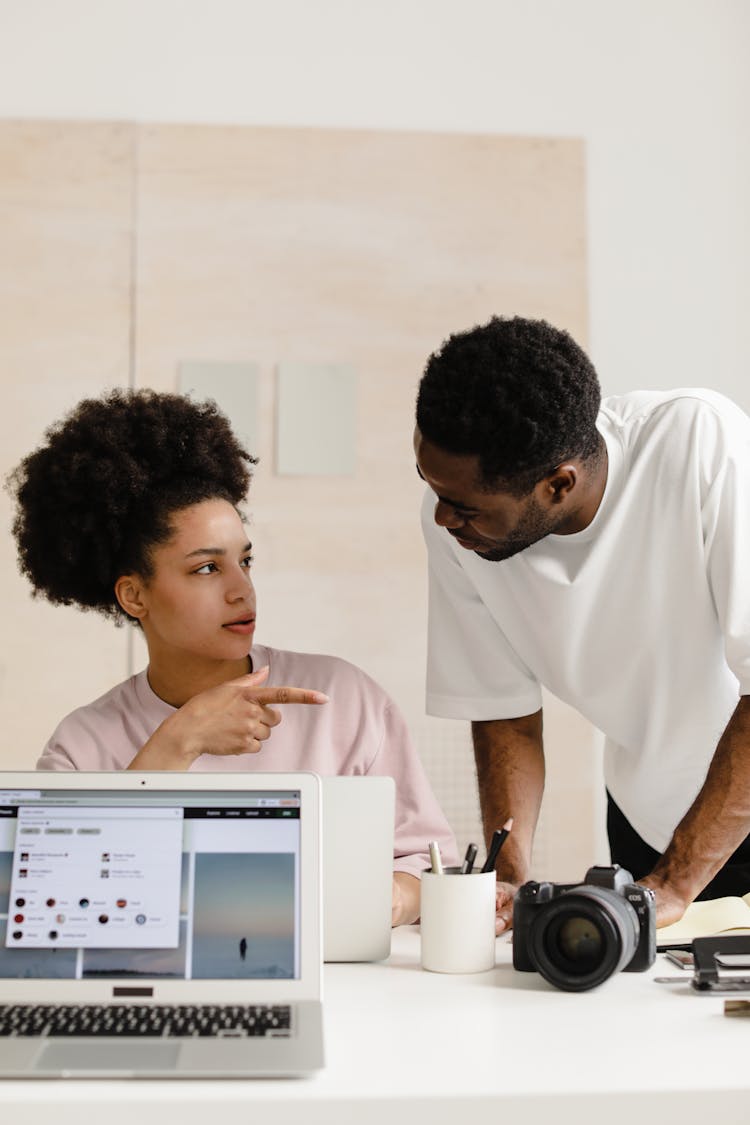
[0,1004,292,1038]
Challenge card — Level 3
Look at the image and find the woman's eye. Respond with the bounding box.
[240,554,254,570]
[194,562,218,575]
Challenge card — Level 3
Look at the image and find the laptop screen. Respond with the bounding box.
[0,786,302,982]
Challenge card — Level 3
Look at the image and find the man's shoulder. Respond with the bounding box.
[602,388,748,431]
[599,389,750,501]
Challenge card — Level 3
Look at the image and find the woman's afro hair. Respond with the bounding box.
[416,316,602,494]
[7,388,257,622]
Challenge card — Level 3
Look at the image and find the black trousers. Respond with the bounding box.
[606,792,750,900]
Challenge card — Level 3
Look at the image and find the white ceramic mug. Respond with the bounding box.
[420,867,496,973]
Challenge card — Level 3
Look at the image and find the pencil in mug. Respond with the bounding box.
[481,817,514,874]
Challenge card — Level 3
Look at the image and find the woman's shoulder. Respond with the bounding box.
[38,672,158,770]
[58,673,148,726]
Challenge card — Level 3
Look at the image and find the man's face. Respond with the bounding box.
[414,428,569,562]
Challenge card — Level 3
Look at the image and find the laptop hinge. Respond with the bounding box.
[112,987,155,997]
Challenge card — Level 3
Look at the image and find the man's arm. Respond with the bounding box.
[472,710,545,930]
[640,695,750,925]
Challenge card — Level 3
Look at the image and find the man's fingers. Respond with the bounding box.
[495,898,513,935]
[495,882,516,935]
[495,910,513,935]
[248,686,329,706]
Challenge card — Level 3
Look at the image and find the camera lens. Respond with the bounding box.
[529,886,640,991]
[556,915,604,970]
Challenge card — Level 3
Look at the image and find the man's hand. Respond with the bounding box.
[637,874,691,929]
[495,880,518,935]
[128,666,329,770]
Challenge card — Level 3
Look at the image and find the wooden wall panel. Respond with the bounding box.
[134,125,586,672]
[133,124,590,873]
[0,122,133,767]
[0,119,593,875]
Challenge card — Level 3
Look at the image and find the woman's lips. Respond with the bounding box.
[222,618,256,635]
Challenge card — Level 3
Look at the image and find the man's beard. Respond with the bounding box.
[472,496,564,562]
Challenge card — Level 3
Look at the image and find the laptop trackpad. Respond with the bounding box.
[37,1041,181,1073]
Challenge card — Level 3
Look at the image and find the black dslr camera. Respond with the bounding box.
[512,864,656,991]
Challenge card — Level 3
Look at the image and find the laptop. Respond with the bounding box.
[321,776,394,963]
[0,770,324,1078]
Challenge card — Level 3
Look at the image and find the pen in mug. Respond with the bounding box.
[480,817,514,874]
[460,843,478,874]
[428,840,444,875]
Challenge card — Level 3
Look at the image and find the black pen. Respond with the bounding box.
[460,843,478,874]
[481,817,514,874]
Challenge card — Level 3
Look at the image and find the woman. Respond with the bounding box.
[8,389,458,925]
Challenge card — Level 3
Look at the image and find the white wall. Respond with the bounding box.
[1,0,748,407]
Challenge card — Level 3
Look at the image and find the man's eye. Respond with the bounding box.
[240,554,254,569]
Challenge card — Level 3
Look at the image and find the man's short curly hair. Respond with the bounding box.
[416,316,603,495]
[7,389,257,623]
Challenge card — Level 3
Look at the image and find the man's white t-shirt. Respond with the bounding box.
[422,389,750,852]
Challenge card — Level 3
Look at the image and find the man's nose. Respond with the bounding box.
[434,500,465,530]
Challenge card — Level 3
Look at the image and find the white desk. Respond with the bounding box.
[1,927,748,1124]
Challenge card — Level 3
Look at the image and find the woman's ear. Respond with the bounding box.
[114,574,148,621]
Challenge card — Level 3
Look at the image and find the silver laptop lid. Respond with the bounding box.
[321,776,394,962]
[0,771,322,1005]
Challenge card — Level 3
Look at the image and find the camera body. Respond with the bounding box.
[513,864,656,991]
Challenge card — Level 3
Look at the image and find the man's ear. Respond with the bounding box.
[542,463,578,504]
[114,574,148,621]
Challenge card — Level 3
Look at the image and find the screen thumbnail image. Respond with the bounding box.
[0,850,192,979]
[81,920,188,979]
[0,850,11,901]
[191,853,295,979]
[0,917,78,979]
[0,852,73,977]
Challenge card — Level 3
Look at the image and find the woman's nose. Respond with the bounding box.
[226,568,254,600]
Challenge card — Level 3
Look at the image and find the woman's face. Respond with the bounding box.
[125,498,257,666]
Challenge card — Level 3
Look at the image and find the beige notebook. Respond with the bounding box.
[657,891,750,946]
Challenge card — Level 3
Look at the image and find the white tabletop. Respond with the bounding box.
[1,926,747,1124]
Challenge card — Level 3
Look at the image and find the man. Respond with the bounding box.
[414,315,750,931]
